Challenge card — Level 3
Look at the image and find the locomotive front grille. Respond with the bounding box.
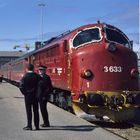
[84,90,140,111]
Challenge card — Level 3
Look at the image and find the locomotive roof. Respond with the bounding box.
[28,22,127,54]
[3,22,129,66]
[39,22,123,47]
[33,23,105,53]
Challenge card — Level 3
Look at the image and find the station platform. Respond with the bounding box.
[0,82,124,140]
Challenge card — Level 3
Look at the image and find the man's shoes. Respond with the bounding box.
[23,126,32,130]
[40,124,50,127]
[35,127,40,130]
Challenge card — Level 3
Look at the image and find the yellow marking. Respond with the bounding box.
[121,94,126,105]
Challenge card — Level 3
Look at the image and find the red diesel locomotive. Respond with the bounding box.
[1,22,140,122]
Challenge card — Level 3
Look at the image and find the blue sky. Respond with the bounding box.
[0,0,139,51]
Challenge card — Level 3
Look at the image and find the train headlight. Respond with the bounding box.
[106,42,117,52]
[81,69,93,78]
[130,68,139,78]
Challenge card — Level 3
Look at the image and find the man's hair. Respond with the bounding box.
[27,64,34,71]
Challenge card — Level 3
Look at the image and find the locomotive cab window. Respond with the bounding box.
[73,28,101,47]
[106,28,131,48]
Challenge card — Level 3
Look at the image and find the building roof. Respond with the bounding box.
[0,51,26,57]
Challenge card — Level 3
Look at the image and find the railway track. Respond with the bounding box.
[62,109,137,140]
[52,96,140,140]
[93,121,140,140]
[83,115,140,140]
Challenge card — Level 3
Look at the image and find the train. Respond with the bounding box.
[0,22,140,122]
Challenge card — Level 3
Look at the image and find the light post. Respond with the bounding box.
[38,3,46,45]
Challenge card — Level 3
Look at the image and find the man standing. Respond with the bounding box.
[37,65,52,127]
[19,64,39,130]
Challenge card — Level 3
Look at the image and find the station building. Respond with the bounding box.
[0,51,25,68]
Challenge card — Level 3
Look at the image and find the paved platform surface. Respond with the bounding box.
[0,82,124,140]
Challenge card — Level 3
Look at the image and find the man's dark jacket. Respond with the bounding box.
[19,72,39,96]
[37,74,52,100]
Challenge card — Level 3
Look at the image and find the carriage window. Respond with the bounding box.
[106,28,130,48]
[73,28,101,47]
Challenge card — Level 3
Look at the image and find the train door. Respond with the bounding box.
[25,55,36,66]
[23,55,36,73]
[62,40,72,90]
